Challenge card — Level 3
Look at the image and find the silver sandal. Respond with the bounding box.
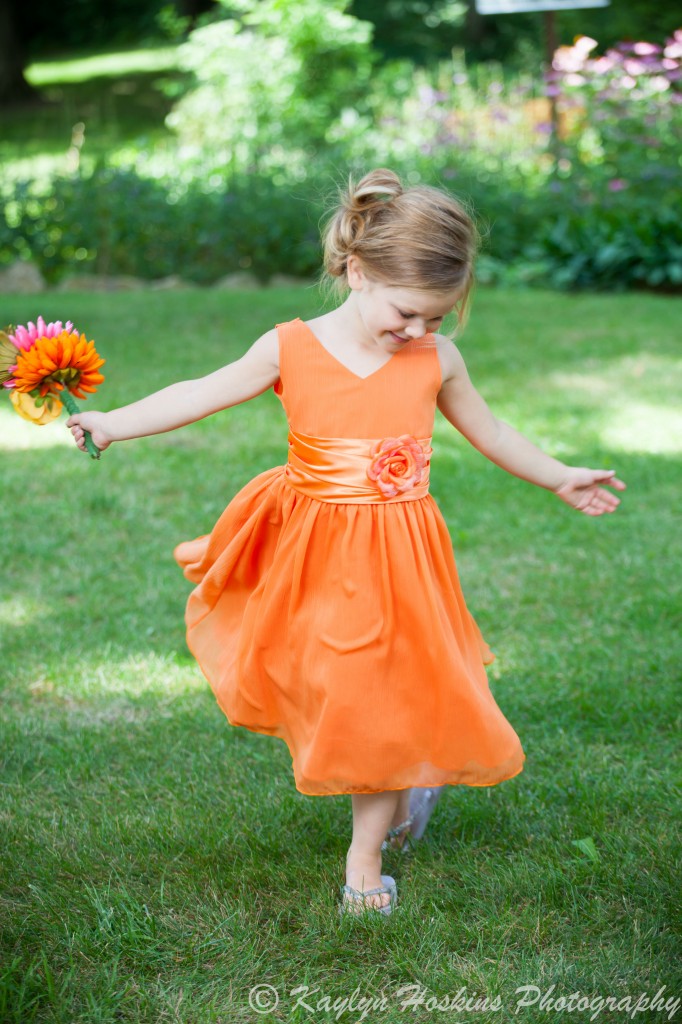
[339,874,398,917]
[381,786,447,853]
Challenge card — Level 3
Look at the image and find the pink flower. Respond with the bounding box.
[366,435,432,499]
[592,56,615,74]
[607,179,628,192]
[633,42,661,56]
[8,316,77,352]
[664,40,682,59]
[624,58,648,77]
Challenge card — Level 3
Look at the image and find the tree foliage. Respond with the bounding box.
[167,0,377,174]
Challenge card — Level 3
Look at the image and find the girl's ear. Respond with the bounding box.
[346,254,365,290]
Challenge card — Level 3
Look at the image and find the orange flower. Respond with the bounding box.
[9,389,63,424]
[367,434,432,498]
[11,330,105,399]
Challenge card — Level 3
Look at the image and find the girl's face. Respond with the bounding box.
[347,257,461,353]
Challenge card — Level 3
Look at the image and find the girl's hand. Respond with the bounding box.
[66,411,114,454]
[554,468,626,516]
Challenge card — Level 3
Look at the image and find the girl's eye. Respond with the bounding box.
[397,309,443,323]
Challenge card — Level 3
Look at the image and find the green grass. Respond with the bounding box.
[1,46,185,182]
[1,286,680,1022]
[25,47,181,86]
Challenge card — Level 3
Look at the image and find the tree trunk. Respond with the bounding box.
[0,0,35,102]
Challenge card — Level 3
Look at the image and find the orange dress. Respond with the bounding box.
[174,318,525,796]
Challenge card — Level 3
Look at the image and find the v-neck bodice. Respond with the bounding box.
[274,317,442,439]
[300,319,402,381]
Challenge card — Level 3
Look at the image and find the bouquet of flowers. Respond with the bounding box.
[1,316,105,459]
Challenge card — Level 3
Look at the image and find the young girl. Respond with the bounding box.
[67,168,625,918]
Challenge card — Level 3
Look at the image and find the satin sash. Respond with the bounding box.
[285,428,432,504]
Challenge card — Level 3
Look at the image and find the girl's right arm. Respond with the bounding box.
[66,329,280,454]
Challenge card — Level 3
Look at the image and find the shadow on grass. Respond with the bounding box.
[0,68,189,170]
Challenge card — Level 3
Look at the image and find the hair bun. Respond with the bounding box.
[328,168,403,259]
[322,168,404,277]
[350,168,403,210]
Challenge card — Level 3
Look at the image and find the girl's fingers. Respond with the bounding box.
[598,489,620,506]
[586,489,621,515]
[593,471,626,490]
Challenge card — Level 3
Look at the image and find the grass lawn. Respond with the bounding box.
[1,286,680,1022]
[1,46,184,183]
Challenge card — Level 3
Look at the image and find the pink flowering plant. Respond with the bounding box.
[548,30,679,169]
[534,30,682,289]
[546,32,681,199]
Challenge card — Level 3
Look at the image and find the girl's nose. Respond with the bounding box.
[405,320,426,338]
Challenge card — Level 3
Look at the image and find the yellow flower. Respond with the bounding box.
[9,389,63,425]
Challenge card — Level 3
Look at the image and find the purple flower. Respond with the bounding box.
[607,178,628,192]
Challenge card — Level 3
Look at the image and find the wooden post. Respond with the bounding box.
[544,9,560,148]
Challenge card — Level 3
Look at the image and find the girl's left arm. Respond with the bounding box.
[435,338,626,516]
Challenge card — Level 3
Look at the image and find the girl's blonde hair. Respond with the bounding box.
[321,168,479,326]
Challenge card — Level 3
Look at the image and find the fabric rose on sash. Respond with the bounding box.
[367,434,432,498]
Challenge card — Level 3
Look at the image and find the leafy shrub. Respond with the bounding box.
[167,0,376,177]
[1,167,321,284]
[3,26,680,292]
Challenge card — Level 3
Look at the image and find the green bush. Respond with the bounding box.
[1,167,322,284]
[3,27,681,292]
[3,158,681,292]
[167,0,376,177]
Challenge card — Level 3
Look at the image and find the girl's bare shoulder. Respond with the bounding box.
[432,332,467,385]
[243,327,280,372]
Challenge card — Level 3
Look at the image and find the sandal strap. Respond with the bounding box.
[386,814,415,839]
[341,883,393,899]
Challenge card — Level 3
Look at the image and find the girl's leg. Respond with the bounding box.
[384,786,412,849]
[345,790,403,909]
[389,788,411,830]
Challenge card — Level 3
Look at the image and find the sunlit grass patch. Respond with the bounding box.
[0,405,74,451]
[2,46,185,184]
[25,47,180,87]
[550,353,682,454]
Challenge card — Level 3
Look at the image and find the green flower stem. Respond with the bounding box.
[59,390,101,460]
